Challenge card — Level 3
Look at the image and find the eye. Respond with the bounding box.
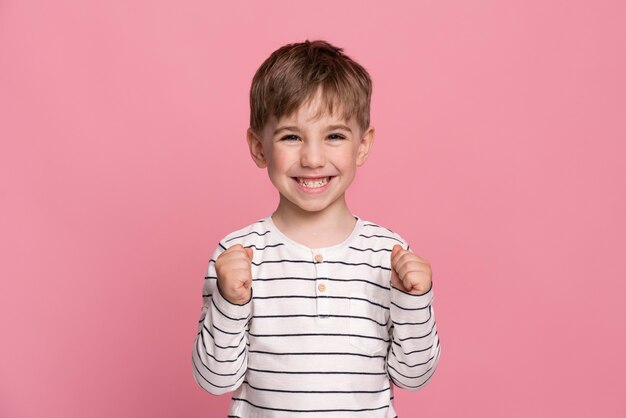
[327,133,346,141]
[280,134,300,142]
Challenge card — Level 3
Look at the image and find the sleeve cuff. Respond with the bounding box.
[210,284,252,330]
[390,281,434,310]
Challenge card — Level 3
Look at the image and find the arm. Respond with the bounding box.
[387,283,441,390]
[386,244,441,390]
[192,244,252,395]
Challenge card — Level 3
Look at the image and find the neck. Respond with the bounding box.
[271,195,356,248]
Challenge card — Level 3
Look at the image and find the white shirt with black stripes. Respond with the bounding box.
[192,215,441,418]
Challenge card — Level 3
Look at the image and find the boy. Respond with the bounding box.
[192,40,440,417]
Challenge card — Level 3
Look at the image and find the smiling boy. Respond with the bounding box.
[192,40,441,417]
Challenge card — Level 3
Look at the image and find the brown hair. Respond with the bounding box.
[249,40,372,134]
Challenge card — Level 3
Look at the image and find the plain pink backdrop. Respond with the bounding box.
[1,1,625,417]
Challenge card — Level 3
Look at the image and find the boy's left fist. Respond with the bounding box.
[390,244,432,295]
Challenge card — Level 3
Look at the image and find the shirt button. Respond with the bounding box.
[314,254,323,263]
[318,283,326,292]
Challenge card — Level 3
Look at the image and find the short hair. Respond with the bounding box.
[249,40,372,134]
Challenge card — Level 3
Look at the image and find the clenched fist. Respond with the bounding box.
[215,244,254,305]
[390,244,432,295]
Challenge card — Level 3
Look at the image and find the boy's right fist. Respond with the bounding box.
[215,244,253,305]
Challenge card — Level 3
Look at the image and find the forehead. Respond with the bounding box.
[276,90,355,127]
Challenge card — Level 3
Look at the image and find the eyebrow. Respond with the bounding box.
[326,124,352,132]
[273,124,352,136]
[273,126,300,136]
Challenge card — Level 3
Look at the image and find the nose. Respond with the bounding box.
[300,141,326,168]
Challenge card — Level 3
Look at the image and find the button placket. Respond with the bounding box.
[313,250,329,316]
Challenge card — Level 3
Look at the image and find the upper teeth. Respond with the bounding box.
[298,177,329,188]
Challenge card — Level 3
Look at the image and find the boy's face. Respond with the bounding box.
[247,92,374,215]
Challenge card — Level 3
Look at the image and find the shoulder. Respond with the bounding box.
[218,217,273,250]
[355,218,410,251]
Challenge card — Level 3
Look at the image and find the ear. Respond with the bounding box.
[356,126,375,167]
[247,128,267,168]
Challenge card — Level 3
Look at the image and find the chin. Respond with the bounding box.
[295,195,346,214]
[294,203,330,213]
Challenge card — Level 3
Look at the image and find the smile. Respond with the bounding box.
[294,177,332,189]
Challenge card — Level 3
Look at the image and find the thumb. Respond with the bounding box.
[391,244,403,260]
[244,247,253,261]
[390,244,403,288]
[391,244,402,287]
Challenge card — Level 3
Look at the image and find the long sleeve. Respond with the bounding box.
[387,283,441,390]
[192,244,252,395]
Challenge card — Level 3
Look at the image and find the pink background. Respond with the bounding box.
[1,0,625,417]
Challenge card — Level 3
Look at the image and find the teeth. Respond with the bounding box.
[298,177,330,188]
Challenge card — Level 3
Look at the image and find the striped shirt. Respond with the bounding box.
[192,215,441,417]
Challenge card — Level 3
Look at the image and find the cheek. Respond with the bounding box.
[336,149,359,171]
[267,151,293,175]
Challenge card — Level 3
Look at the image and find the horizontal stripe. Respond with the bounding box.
[202,325,246,349]
[325,260,390,270]
[212,299,250,322]
[251,259,391,270]
[358,233,403,243]
[349,246,392,253]
[248,331,390,343]
[327,277,389,290]
[390,300,429,311]
[225,230,271,243]
[252,276,390,291]
[252,313,388,327]
[212,323,245,336]
[395,323,437,341]
[391,336,437,355]
[247,367,387,376]
[247,349,385,359]
[231,397,389,413]
[391,348,438,368]
[199,343,246,364]
[390,339,440,366]
[253,276,317,282]
[242,380,391,394]
[362,223,396,234]
[252,295,390,310]
[391,308,432,325]
[246,243,285,250]
[387,355,437,380]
